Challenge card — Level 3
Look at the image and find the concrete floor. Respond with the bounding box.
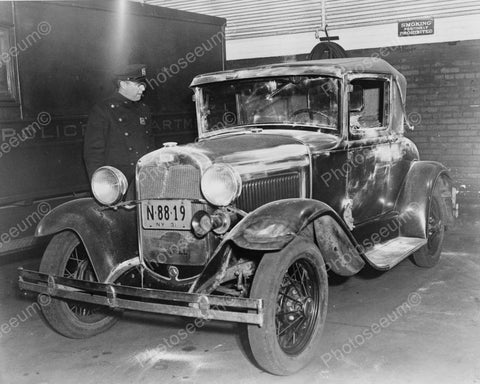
[1,223,479,384]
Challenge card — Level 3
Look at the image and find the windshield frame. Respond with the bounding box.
[193,76,343,139]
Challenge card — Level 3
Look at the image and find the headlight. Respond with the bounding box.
[91,166,128,205]
[200,164,242,206]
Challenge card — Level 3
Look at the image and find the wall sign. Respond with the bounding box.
[398,18,434,37]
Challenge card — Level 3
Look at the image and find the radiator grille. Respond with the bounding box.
[138,164,207,272]
[236,173,300,212]
[138,165,202,200]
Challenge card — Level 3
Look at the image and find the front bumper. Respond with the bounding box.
[18,268,263,326]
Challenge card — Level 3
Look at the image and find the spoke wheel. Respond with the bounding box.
[62,244,106,322]
[39,231,118,338]
[247,238,328,375]
[276,259,319,355]
[413,193,446,268]
[426,198,443,250]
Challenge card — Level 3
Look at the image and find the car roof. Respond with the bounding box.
[190,57,405,87]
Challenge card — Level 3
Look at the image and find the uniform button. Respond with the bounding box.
[128,147,133,151]
[145,130,149,134]
[118,117,123,122]
[124,132,129,136]
[110,104,115,108]
[135,151,139,155]
[130,162,134,166]
[146,146,150,150]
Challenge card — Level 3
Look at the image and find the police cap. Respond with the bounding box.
[115,64,147,81]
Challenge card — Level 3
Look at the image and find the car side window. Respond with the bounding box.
[349,78,390,132]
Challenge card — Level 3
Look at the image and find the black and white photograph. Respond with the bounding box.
[0,1,479,383]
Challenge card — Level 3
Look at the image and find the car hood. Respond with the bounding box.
[191,129,340,176]
[139,129,341,179]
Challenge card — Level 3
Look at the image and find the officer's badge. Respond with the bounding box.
[141,67,146,76]
[139,117,146,125]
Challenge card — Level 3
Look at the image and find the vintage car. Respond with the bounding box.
[19,57,455,375]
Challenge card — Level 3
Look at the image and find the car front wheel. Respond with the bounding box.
[247,238,328,375]
[39,231,118,338]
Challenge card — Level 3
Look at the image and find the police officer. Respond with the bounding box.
[84,64,156,182]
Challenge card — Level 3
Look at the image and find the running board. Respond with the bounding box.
[364,237,427,270]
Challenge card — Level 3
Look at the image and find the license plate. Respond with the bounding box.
[142,200,192,230]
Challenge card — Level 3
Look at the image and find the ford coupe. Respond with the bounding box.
[19,58,456,375]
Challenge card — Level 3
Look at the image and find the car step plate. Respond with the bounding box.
[365,236,427,269]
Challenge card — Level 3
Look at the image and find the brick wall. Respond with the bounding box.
[349,40,480,196]
[227,40,480,197]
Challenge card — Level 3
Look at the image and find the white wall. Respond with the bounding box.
[227,14,480,60]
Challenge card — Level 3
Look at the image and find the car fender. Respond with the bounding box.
[394,160,453,238]
[229,198,364,274]
[191,198,365,293]
[35,198,138,282]
[229,198,333,250]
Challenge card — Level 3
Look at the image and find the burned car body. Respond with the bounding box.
[19,58,455,375]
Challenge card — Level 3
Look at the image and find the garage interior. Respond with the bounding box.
[1,0,479,383]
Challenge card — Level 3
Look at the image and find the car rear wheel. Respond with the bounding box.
[413,193,446,267]
[247,238,328,375]
[39,231,118,338]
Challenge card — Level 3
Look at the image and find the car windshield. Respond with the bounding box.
[196,76,340,136]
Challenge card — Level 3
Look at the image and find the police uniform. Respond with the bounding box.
[83,64,156,181]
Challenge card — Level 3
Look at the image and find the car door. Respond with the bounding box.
[346,75,393,225]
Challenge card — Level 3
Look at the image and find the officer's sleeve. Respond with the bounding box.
[84,105,108,180]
